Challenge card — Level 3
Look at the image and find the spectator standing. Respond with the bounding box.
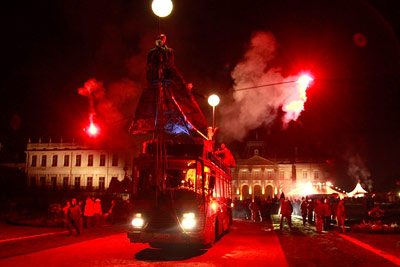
[62,201,71,230]
[83,196,94,229]
[314,200,324,233]
[68,198,81,236]
[300,197,308,226]
[323,198,332,230]
[336,199,346,233]
[94,198,103,227]
[280,198,293,230]
[331,199,338,225]
[249,199,260,222]
[307,199,314,223]
[78,200,84,229]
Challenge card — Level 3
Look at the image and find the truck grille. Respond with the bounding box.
[146,210,180,232]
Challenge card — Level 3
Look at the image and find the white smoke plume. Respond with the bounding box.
[344,150,373,191]
[220,31,305,141]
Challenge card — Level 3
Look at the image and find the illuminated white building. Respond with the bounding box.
[231,142,334,200]
[25,138,133,192]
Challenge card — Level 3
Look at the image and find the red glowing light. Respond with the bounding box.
[297,75,313,90]
[88,122,98,136]
[84,113,100,137]
[283,74,314,122]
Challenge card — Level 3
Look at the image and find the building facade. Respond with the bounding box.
[231,148,334,200]
[25,139,133,192]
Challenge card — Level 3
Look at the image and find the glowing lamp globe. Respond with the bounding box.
[208,94,220,107]
[152,0,173,17]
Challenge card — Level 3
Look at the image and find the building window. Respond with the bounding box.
[88,155,94,166]
[52,155,58,167]
[41,155,47,167]
[100,154,106,166]
[40,176,46,188]
[31,155,37,167]
[76,155,81,167]
[87,177,93,190]
[254,171,259,179]
[314,171,319,180]
[303,171,308,179]
[267,171,272,179]
[30,177,36,187]
[279,171,284,180]
[74,177,80,190]
[63,177,69,190]
[112,154,118,166]
[51,176,57,190]
[64,155,69,167]
[99,177,105,191]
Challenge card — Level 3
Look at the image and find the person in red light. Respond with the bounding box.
[67,198,81,236]
[249,199,261,222]
[336,199,346,233]
[307,198,315,223]
[300,197,308,226]
[93,198,103,227]
[279,197,293,230]
[314,200,324,233]
[215,143,236,167]
[83,196,94,229]
[323,198,332,230]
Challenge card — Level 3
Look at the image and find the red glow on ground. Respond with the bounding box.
[338,233,400,265]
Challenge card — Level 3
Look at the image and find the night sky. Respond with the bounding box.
[1,0,399,192]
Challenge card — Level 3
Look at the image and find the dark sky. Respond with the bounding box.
[0,0,399,192]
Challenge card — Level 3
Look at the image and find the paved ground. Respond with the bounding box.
[0,217,399,266]
[272,215,400,266]
[0,219,289,266]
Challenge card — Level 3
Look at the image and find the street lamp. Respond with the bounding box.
[208,94,220,131]
[151,0,173,17]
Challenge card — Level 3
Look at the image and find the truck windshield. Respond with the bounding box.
[134,159,199,194]
[166,160,197,191]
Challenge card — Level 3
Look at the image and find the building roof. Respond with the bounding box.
[237,155,277,166]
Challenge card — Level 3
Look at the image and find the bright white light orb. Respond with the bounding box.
[297,74,313,89]
[208,94,220,107]
[88,123,98,135]
[152,0,173,17]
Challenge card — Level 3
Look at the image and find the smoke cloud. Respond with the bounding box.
[77,33,151,149]
[220,31,305,141]
[344,150,373,191]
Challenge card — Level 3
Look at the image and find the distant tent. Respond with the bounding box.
[347,182,367,198]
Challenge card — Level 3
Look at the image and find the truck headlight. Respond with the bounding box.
[131,213,144,228]
[182,212,196,230]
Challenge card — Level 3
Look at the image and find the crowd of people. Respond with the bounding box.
[233,194,347,233]
[50,197,133,236]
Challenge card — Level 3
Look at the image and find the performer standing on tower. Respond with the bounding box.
[146,34,185,85]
